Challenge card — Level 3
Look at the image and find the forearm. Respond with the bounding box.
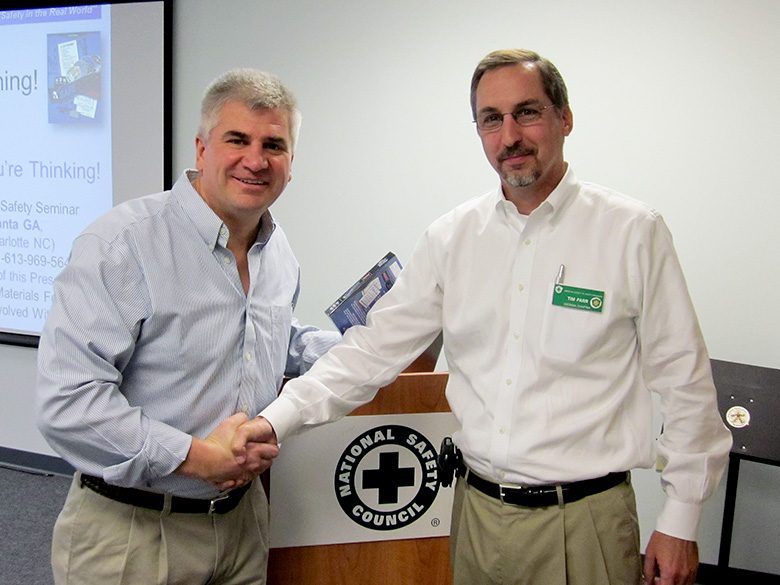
[37,347,192,486]
[37,381,193,486]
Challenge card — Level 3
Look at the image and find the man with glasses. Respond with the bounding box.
[242,49,731,585]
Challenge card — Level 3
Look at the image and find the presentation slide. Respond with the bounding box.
[1,5,112,336]
[0,2,167,341]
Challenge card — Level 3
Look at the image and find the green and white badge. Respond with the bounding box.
[552,284,605,313]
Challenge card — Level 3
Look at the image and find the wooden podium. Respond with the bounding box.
[267,370,453,585]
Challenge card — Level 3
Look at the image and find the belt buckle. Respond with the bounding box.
[208,492,230,514]
[498,484,517,504]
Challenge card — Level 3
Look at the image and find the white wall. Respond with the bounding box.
[3,0,779,573]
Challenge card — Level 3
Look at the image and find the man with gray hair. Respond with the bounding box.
[36,68,337,584]
[241,49,732,585]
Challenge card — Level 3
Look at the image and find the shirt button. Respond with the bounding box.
[513,332,520,340]
[244,352,253,362]
[505,378,512,385]
[499,427,506,435]
[517,283,524,292]
[524,239,532,246]
[223,256,232,265]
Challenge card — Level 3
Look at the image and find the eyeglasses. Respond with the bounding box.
[474,104,556,133]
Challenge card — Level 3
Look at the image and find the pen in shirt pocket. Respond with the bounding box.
[555,264,565,285]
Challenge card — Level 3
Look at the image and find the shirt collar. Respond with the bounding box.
[175,169,276,251]
[491,163,579,223]
[542,164,578,217]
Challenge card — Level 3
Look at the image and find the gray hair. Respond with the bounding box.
[470,49,569,119]
[198,68,302,150]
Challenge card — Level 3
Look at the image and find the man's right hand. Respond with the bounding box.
[176,413,280,490]
[231,416,278,466]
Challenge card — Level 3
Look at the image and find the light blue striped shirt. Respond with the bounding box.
[36,170,340,498]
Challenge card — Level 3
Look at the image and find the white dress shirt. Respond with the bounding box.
[262,165,732,540]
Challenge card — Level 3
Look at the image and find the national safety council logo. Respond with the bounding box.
[334,424,440,531]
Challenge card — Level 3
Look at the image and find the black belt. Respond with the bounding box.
[459,468,628,507]
[79,474,251,515]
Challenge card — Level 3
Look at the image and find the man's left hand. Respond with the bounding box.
[643,530,698,585]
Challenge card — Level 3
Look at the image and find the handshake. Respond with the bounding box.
[178,412,281,491]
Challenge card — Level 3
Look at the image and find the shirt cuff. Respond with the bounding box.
[655,497,702,541]
[260,396,303,444]
[103,422,192,487]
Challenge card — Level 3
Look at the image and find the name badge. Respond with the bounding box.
[552,284,605,312]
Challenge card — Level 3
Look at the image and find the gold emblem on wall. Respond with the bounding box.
[725,405,750,429]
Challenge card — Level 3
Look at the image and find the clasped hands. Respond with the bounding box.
[179,412,280,491]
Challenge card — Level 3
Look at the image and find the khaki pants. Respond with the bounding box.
[52,474,270,585]
[450,475,642,585]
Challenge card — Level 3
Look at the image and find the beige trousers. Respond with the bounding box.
[52,474,270,585]
[449,474,642,585]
